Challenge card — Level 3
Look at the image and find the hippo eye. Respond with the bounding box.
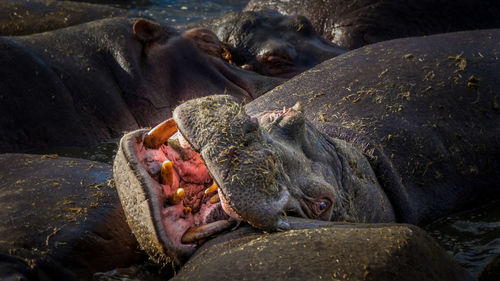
[319,201,328,211]
[318,200,329,211]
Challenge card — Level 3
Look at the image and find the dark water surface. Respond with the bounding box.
[32,0,499,278]
[73,0,249,24]
[426,201,500,277]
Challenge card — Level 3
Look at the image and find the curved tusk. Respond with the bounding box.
[181,220,236,243]
[143,118,178,149]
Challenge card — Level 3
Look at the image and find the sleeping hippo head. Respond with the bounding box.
[114,95,394,264]
[194,10,346,78]
[173,95,395,231]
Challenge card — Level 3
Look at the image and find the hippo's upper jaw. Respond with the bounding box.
[172,95,395,231]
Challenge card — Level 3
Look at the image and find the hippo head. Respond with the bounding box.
[173,95,395,231]
[210,10,346,78]
[114,95,394,265]
[125,19,282,127]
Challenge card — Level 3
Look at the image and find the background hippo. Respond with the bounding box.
[182,10,346,77]
[0,16,280,153]
[1,1,345,79]
[245,0,500,49]
[0,0,130,36]
[0,154,142,281]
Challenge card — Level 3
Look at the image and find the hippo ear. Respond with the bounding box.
[133,19,164,44]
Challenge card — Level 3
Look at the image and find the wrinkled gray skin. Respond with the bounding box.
[245,0,500,50]
[182,10,346,77]
[173,29,500,232]
[0,17,280,152]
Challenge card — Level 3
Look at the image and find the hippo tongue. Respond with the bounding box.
[172,95,291,232]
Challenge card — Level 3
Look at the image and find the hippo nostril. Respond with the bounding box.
[276,217,291,231]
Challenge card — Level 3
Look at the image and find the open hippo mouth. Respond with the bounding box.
[114,95,394,264]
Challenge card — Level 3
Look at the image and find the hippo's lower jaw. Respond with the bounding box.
[114,122,242,264]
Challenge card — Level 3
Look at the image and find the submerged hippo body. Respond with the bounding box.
[113,28,499,264]
[0,0,130,36]
[245,0,500,49]
[0,17,279,152]
[0,154,141,281]
[182,10,346,77]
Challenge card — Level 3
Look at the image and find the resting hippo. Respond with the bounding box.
[174,221,474,281]
[113,28,499,264]
[182,10,346,77]
[0,0,130,36]
[0,17,280,152]
[0,154,141,281]
[244,0,500,49]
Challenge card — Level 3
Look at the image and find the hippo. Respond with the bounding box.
[113,28,500,265]
[181,10,346,78]
[0,0,130,36]
[173,220,474,281]
[0,154,142,281]
[244,0,500,49]
[0,16,280,153]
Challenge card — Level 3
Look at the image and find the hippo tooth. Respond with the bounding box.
[292,101,303,112]
[170,188,184,205]
[183,206,192,215]
[209,194,220,204]
[181,220,236,244]
[143,118,178,149]
[177,131,191,149]
[204,182,218,194]
[161,160,174,186]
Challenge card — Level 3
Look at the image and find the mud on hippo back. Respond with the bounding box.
[0,17,280,152]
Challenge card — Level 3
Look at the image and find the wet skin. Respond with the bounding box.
[0,17,280,152]
[0,154,141,281]
[183,10,346,78]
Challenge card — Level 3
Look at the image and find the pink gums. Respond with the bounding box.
[138,137,227,248]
